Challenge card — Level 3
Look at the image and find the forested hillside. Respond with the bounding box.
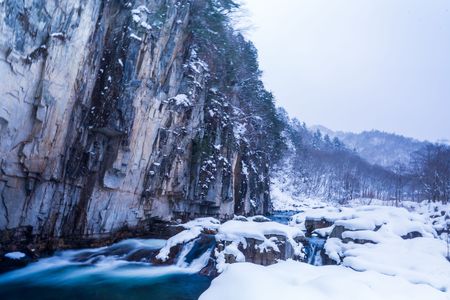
[272,109,450,208]
[310,125,427,168]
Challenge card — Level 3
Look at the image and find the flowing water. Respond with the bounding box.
[0,239,213,300]
[304,236,326,266]
[269,211,326,266]
[268,211,299,225]
[1,213,326,299]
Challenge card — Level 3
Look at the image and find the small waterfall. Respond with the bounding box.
[304,236,326,266]
[175,236,216,272]
[176,240,197,268]
[307,242,317,265]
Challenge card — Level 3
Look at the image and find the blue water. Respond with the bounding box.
[0,239,212,300]
[268,211,299,225]
[269,211,326,266]
[304,236,326,266]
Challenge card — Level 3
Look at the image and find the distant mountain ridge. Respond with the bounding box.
[309,125,429,168]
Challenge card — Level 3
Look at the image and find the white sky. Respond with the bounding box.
[241,0,450,142]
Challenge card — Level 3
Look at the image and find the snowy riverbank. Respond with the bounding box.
[198,200,450,299]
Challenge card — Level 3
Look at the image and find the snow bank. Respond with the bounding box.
[335,217,378,231]
[293,205,436,239]
[291,206,349,224]
[341,237,450,292]
[217,219,304,244]
[324,236,450,292]
[200,261,449,300]
[341,230,384,243]
[181,217,221,230]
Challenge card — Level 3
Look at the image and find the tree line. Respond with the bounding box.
[274,109,450,204]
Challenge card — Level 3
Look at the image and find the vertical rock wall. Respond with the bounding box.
[0,0,271,249]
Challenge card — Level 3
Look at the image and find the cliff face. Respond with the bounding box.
[0,0,278,250]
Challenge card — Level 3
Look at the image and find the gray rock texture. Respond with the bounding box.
[0,0,273,252]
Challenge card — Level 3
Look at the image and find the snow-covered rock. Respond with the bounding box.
[155,200,450,298]
[156,227,204,262]
[292,205,437,240]
[4,252,26,260]
[155,216,305,273]
[290,203,450,294]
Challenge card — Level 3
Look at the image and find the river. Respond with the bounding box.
[0,239,212,300]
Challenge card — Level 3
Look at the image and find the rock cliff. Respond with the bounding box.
[0,0,282,252]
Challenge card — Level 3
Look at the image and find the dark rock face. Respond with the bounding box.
[329,225,346,239]
[241,235,302,265]
[305,218,333,236]
[401,231,423,239]
[321,254,338,266]
[328,225,378,246]
[217,235,304,267]
[0,0,274,252]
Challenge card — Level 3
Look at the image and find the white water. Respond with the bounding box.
[305,236,325,266]
[0,238,212,286]
[176,240,213,270]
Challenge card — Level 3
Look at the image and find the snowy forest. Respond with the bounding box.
[273,109,450,206]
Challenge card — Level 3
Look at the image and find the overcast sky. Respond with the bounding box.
[241,0,450,142]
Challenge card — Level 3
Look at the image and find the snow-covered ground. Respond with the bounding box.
[198,198,450,300]
[200,260,449,300]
